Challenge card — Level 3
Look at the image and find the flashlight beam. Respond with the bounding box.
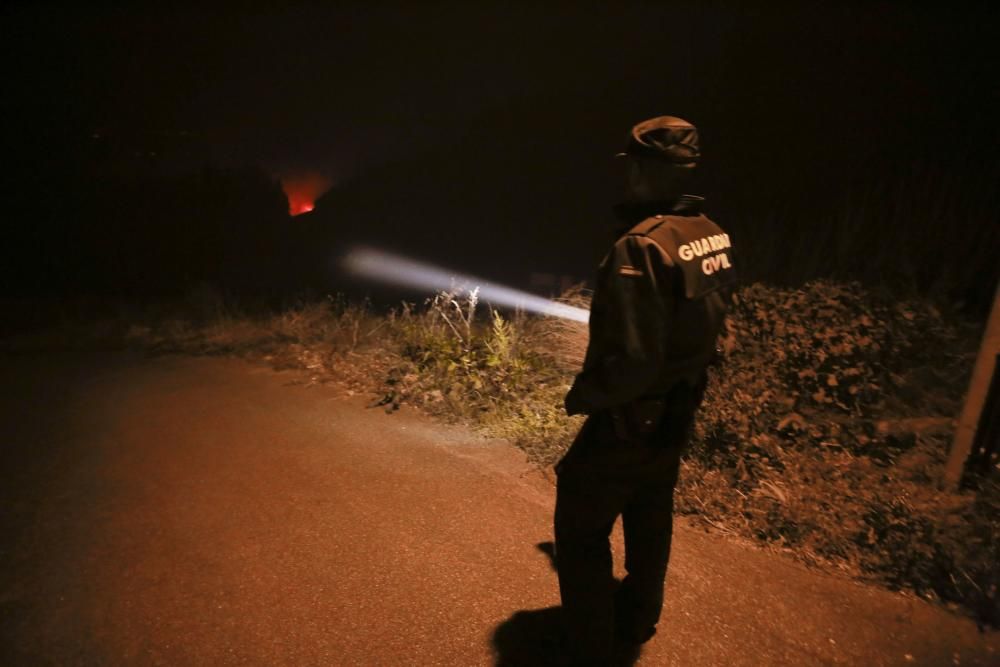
[343,247,590,323]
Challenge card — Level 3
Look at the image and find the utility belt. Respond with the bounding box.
[609,396,669,441]
[606,376,708,445]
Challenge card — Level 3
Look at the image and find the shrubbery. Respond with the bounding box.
[367,289,584,463]
[386,290,543,412]
[684,280,996,625]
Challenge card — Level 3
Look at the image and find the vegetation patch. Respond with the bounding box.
[683,282,997,626]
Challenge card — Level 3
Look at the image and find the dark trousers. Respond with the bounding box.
[554,385,701,665]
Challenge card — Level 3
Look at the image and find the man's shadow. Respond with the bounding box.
[490,542,641,666]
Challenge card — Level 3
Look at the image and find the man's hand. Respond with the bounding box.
[564,382,586,416]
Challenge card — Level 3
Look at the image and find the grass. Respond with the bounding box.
[4,280,996,628]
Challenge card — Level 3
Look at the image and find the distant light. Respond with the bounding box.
[343,247,590,323]
[280,171,332,217]
[289,200,315,216]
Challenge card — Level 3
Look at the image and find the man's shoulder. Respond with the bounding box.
[625,214,727,254]
[627,212,723,235]
[625,214,672,238]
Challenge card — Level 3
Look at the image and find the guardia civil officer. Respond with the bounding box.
[554,116,737,665]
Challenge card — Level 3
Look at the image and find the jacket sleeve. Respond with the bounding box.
[564,235,674,415]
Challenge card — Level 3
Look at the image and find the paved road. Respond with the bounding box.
[0,352,995,666]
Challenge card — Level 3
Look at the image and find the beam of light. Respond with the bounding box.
[343,247,591,323]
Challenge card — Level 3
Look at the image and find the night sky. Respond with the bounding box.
[3,2,997,304]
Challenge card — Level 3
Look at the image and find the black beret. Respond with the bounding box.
[620,116,700,165]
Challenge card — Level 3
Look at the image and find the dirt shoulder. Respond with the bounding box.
[0,351,995,665]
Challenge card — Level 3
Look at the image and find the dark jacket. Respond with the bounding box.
[565,196,736,416]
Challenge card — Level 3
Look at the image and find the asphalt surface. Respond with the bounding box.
[0,351,996,666]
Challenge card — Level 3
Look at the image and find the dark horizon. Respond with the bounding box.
[2,2,997,312]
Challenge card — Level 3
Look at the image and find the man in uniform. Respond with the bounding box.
[555,116,737,665]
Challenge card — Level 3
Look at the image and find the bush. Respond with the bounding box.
[374,290,580,461]
[681,279,995,625]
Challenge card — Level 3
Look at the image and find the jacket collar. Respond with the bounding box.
[613,194,705,227]
[669,194,705,215]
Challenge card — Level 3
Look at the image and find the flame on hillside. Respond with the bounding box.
[280,172,332,216]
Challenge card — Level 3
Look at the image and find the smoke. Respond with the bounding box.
[343,247,591,323]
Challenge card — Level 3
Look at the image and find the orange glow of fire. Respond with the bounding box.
[280,172,331,217]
